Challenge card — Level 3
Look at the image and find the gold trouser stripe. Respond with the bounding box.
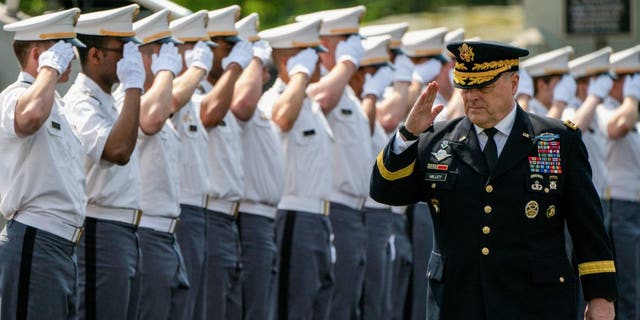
[376,150,415,181]
[578,260,616,276]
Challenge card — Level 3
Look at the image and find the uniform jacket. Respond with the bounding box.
[370,106,617,320]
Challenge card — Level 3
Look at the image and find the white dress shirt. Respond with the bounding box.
[0,72,86,235]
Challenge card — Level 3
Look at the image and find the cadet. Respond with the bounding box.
[370,40,618,319]
[521,46,576,118]
[62,5,144,319]
[600,45,640,320]
[0,8,86,319]
[199,5,253,319]
[114,10,189,318]
[232,12,284,320]
[168,10,214,320]
[348,35,394,319]
[296,7,371,318]
[258,19,334,319]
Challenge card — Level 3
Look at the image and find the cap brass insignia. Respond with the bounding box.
[458,43,474,63]
[525,200,539,219]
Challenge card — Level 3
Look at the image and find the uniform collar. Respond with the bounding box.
[75,73,113,106]
[473,101,518,137]
[18,72,35,84]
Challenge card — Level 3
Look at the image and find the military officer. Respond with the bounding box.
[370,40,618,319]
[199,5,253,319]
[0,8,86,319]
[113,10,190,319]
[521,46,576,118]
[62,5,144,319]
[599,45,640,320]
[258,19,334,319]
[168,10,214,320]
[295,7,373,318]
[231,12,283,320]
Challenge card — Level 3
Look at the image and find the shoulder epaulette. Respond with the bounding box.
[564,119,578,131]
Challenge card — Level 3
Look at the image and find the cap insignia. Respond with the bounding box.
[458,43,474,63]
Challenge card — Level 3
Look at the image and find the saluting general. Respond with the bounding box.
[370,41,618,320]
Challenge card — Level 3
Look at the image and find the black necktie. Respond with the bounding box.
[483,127,498,172]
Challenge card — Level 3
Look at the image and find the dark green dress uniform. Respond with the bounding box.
[369,41,618,320]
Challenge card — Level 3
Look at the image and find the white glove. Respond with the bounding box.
[623,73,640,100]
[117,42,145,90]
[252,40,272,65]
[393,54,414,83]
[516,68,533,97]
[552,74,577,104]
[336,35,364,68]
[412,59,442,84]
[37,40,75,76]
[222,40,253,70]
[587,74,613,99]
[362,66,393,99]
[151,42,182,77]
[286,48,318,77]
[185,40,213,74]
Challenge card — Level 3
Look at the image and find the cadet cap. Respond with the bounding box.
[134,9,181,45]
[207,5,241,43]
[569,47,612,79]
[169,10,216,47]
[521,46,573,78]
[236,12,259,42]
[4,8,85,47]
[610,45,640,76]
[258,19,327,53]
[75,4,139,43]
[295,5,365,36]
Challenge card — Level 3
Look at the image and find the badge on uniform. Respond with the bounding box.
[51,121,61,130]
[528,133,562,174]
[525,200,539,219]
[431,140,452,162]
[189,125,197,132]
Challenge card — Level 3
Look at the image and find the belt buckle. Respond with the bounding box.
[71,227,84,244]
[168,218,178,234]
[323,201,330,216]
[133,209,143,226]
[231,202,240,218]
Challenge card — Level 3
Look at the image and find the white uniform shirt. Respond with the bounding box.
[325,87,372,206]
[170,95,210,207]
[114,86,181,218]
[199,81,244,202]
[561,99,609,198]
[63,73,141,210]
[260,79,333,212]
[239,102,284,208]
[527,98,548,117]
[0,72,86,228]
[599,97,640,202]
[433,92,449,122]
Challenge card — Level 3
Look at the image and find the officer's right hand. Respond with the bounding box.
[393,54,414,83]
[185,40,214,73]
[37,40,75,77]
[516,68,534,97]
[404,81,444,135]
[151,42,182,77]
[588,74,613,99]
[286,48,318,77]
[117,42,145,90]
[336,35,364,68]
[623,73,640,100]
[412,59,442,84]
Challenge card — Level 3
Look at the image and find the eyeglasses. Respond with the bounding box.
[95,46,123,54]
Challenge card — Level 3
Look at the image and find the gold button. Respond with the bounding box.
[559,276,565,283]
[544,188,549,193]
[431,183,436,189]
[482,226,491,234]
[485,185,493,193]
[482,247,490,255]
[484,205,492,214]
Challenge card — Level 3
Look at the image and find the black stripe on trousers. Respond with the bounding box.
[85,218,97,320]
[277,211,296,320]
[17,225,37,320]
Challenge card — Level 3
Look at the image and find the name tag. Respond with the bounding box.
[303,129,316,136]
[51,121,61,130]
[189,125,197,132]
[341,109,352,115]
[425,173,447,182]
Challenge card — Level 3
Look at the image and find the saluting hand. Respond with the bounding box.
[403,81,444,136]
[584,298,615,320]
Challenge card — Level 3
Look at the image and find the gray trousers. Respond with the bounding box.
[77,218,141,320]
[137,228,190,319]
[328,203,367,320]
[391,213,414,320]
[275,210,334,320]
[609,199,640,320]
[175,204,207,320]
[205,209,242,320]
[0,220,78,320]
[237,212,277,320]
[362,208,394,320]
[408,203,433,320]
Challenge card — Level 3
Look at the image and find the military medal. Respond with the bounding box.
[529,133,562,174]
[546,205,556,218]
[432,149,452,162]
[525,200,539,219]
